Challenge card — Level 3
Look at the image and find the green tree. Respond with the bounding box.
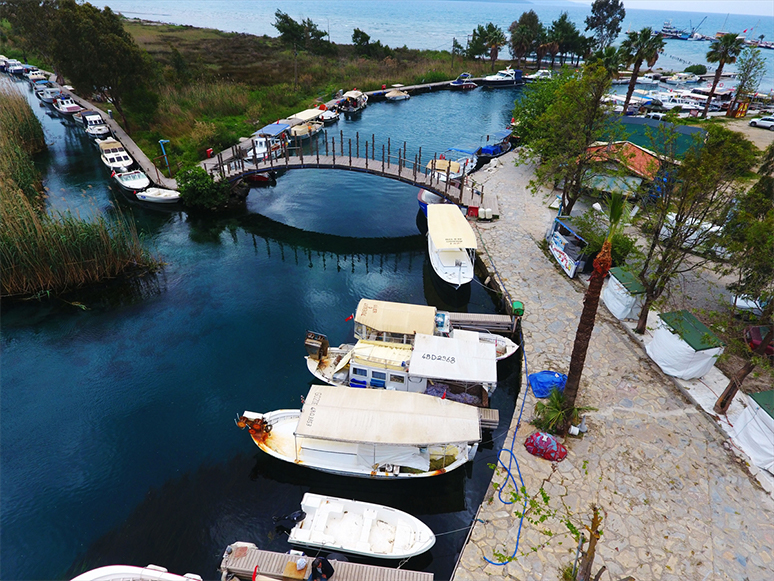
[562,193,626,435]
[633,125,759,334]
[619,28,665,115]
[702,33,745,118]
[469,23,506,70]
[177,167,230,209]
[731,47,767,107]
[352,28,370,55]
[508,10,543,68]
[713,144,774,414]
[511,68,573,144]
[588,45,623,78]
[550,12,580,65]
[0,0,60,77]
[273,10,334,55]
[585,0,626,50]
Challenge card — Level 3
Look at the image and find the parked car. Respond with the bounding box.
[744,325,774,358]
[748,116,774,131]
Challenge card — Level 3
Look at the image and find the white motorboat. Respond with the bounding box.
[52,96,83,116]
[385,88,410,101]
[6,59,24,75]
[288,492,436,559]
[70,564,202,581]
[25,69,46,83]
[479,66,521,87]
[664,72,700,84]
[320,108,339,124]
[236,384,483,479]
[112,169,150,192]
[417,188,450,216]
[75,110,111,138]
[638,73,661,85]
[136,187,180,204]
[338,90,368,115]
[427,203,477,288]
[97,137,134,171]
[449,72,477,90]
[36,86,62,104]
[524,69,552,82]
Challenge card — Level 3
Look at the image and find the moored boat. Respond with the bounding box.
[338,89,368,115]
[285,109,324,141]
[479,66,521,87]
[97,137,134,171]
[243,122,289,162]
[475,129,513,164]
[75,110,111,138]
[417,188,450,217]
[236,384,483,479]
[136,187,180,204]
[52,95,83,116]
[524,69,552,82]
[385,88,410,101]
[288,492,436,559]
[36,86,63,104]
[427,203,477,289]
[70,564,202,581]
[319,108,340,124]
[112,169,150,192]
[449,72,477,90]
[426,147,477,182]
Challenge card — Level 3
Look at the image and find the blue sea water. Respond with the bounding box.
[101,0,774,90]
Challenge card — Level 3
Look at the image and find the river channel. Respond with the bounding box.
[1,78,525,581]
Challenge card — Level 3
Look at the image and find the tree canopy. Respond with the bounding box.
[468,22,506,70]
[273,10,335,55]
[702,33,745,117]
[619,28,665,114]
[585,0,626,50]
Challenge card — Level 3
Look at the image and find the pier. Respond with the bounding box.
[220,543,433,581]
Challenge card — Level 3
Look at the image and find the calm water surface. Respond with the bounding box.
[1,77,525,580]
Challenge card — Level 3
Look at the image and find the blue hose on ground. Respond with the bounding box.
[483,325,530,566]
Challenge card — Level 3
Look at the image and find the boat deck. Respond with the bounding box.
[220,544,433,581]
[448,312,519,335]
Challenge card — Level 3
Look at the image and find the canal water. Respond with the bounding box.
[1,78,525,581]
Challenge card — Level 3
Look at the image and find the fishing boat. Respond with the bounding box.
[97,137,134,171]
[52,95,84,116]
[427,204,477,289]
[479,66,521,87]
[25,69,46,83]
[287,493,436,559]
[449,72,477,90]
[385,88,410,101]
[112,169,150,192]
[5,59,25,76]
[475,129,513,164]
[243,122,289,162]
[70,564,203,581]
[236,384,483,479]
[320,108,340,124]
[136,187,180,204]
[338,90,368,115]
[285,109,324,141]
[75,110,111,138]
[425,147,477,182]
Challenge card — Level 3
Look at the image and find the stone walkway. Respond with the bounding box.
[452,152,774,581]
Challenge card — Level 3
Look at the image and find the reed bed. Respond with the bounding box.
[0,184,159,298]
[0,82,46,154]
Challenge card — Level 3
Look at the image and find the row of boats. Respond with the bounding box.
[449,66,523,90]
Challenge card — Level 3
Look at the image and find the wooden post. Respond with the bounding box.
[348,139,352,166]
[445,164,450,193]
[418,146,422,169]
[316,139,320,165]
[403,141,407,162]
[356,132,359,158]
[372,134,375,160]
[325,133,329,156]
[387,138,391,168]
[298,137,303,163]
[433,153,437,186]
[365,142,368,169]
[382,144,385,172]
[332,137,336,164]
[252,140,258,166]
[413,154,417,180]
[285,143,289,166]
[340,130,344,155]
[398,149,402,176]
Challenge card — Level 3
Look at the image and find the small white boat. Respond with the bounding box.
[524,69,552,82]
[320,108,339,124]
[284,109,324,141]
[36,86,62,104]
[288,493,436,559]
[427,203,477,288]
[385,88,410,101]
[664,72,700,84]
[97,137,134,171]
[52,96,83,116]
[75,110,111,138]
[70,564,202,581]
[136,187,180,204]
[417,188,450,216]
[112,169,150,192]
[449,72,477,90]
[425,147,477,182]
[338,90,368,115]
[6,59,24,75]
[236,384,483,479]
[479,66,521,87]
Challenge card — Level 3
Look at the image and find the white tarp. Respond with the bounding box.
[355,299,436,336]
[427,204,477,250]
[733,394,774,474]
[356,444,430,471]
[409,333,497,383]
[602,275,643,320]
[289,108,323,122]
[295,385,480,445]
[645,319,724,380]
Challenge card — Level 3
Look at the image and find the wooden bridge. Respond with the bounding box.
[200,132,500,218]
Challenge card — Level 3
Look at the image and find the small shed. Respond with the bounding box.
[602,267,646,320]
[645,310,724,380]
[733,390,774,475]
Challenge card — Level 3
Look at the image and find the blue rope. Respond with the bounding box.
[483,325,530,566]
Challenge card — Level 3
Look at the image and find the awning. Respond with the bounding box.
[295,385,481,445]
[427,204,477,249]
[409,333,496,383]
[342,90,364,99]
[289,109,323,122]
[426,159,462,174]
[609,267,646,294]
[253,122,290,137]
[355,299,437,336]
[350,340,413,370]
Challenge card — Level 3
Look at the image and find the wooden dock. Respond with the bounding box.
[219,543,433,581]
[478,408,499,430]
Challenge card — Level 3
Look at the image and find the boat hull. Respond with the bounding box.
[427,234,474,289]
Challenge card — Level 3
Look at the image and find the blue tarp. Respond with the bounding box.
[491,129,512,141]
[254,123,290,137]
[529,371,567,398]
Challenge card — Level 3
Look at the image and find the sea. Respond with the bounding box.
[100,0,774,91]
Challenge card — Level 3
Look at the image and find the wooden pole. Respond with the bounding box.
[382,144,385,172]
[356,132,359,158]
[387,138,391,168]
[445,164,450,193]
[413,154,417,180]
[332,137,336,164]
[372,134,375,160]
[348,139,352,166]
[365,142,368,169]
[325,132,329,156]
[340,130,344,155]
[418,146,422,169]
[316,138,319,165]
[298,137,303,163]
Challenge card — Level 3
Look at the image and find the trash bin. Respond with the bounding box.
[206,148,214,158]
[107,109,112,119]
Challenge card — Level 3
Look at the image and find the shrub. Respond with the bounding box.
[684,64,707,75]
[177,166,230,208]
[532,389,595,435]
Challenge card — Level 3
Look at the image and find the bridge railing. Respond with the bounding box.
[207,130,485,203]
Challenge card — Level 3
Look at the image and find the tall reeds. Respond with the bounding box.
[0,82,46,201]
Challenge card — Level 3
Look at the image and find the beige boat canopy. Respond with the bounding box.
[295,385,481,445]
[342,90,364,99]
[289,108,323,122]
[426,159,461,174]
[355,299,437,336]
[350,340,413,371]
[97,138,123,152]
[427,204,477,249]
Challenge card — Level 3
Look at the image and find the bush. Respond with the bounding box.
[684,64,707,75]
[177,167,230,209]
[571,209,637,266]
[532,389,594,435]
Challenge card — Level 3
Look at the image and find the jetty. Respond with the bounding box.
[219,543,433,581]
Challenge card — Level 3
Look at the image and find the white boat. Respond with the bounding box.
[425,147,477,182]
[479,66,521,87]
[236,384,483,479]
[285,109,324,141]
[288,492,436,559]
[112,169,150,192]
[417,188,450,216]
[70,564,202,581]
[97,137,134,171]
[427,203,477,288]
[338,90,368,115]
[385,88,410,101]
[25,69,46,83]
[449,72,477,90]
[638,72,661,85]
[52,96,83,116]
[36,86,62,104]
[320,108,339,124]
[6,59,24,75]
[664,72,700,85]
[524,69,552,82]
[136,187,180,204]
[75,110,111,138]
[243,122,289,162]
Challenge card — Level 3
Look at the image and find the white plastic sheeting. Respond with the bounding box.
[734,394,774,474]
[356,444,430,471]
[409,333,497,383]
[602,275,643,320]
[645,319,724,380]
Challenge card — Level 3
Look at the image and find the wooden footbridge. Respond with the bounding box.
[200,131,499,218]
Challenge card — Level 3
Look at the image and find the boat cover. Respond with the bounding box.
[342,90,364,99]
[289,109,323,122]
[355,299,436,336]
[295,385,480,445]
[426,159,461,174]
[645,312,724,380]
[427,204,477,249]
[409,333,496,383]
[351,341,413,371]
[733,390,774,474]
[253,122,290,137]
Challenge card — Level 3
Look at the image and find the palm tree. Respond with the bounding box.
[484,23,507,71]
[619,28,665,115]
[703,33,746,118]
[561,194,626,435]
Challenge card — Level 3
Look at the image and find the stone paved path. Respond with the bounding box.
[452,152,774,581]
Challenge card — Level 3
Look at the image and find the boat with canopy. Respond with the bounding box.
[427,204,477,289]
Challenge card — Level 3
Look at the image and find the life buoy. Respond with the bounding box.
[439,154,445,160]
[719,83,724,87]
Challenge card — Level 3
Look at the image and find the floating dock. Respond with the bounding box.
[220,543,433,581]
